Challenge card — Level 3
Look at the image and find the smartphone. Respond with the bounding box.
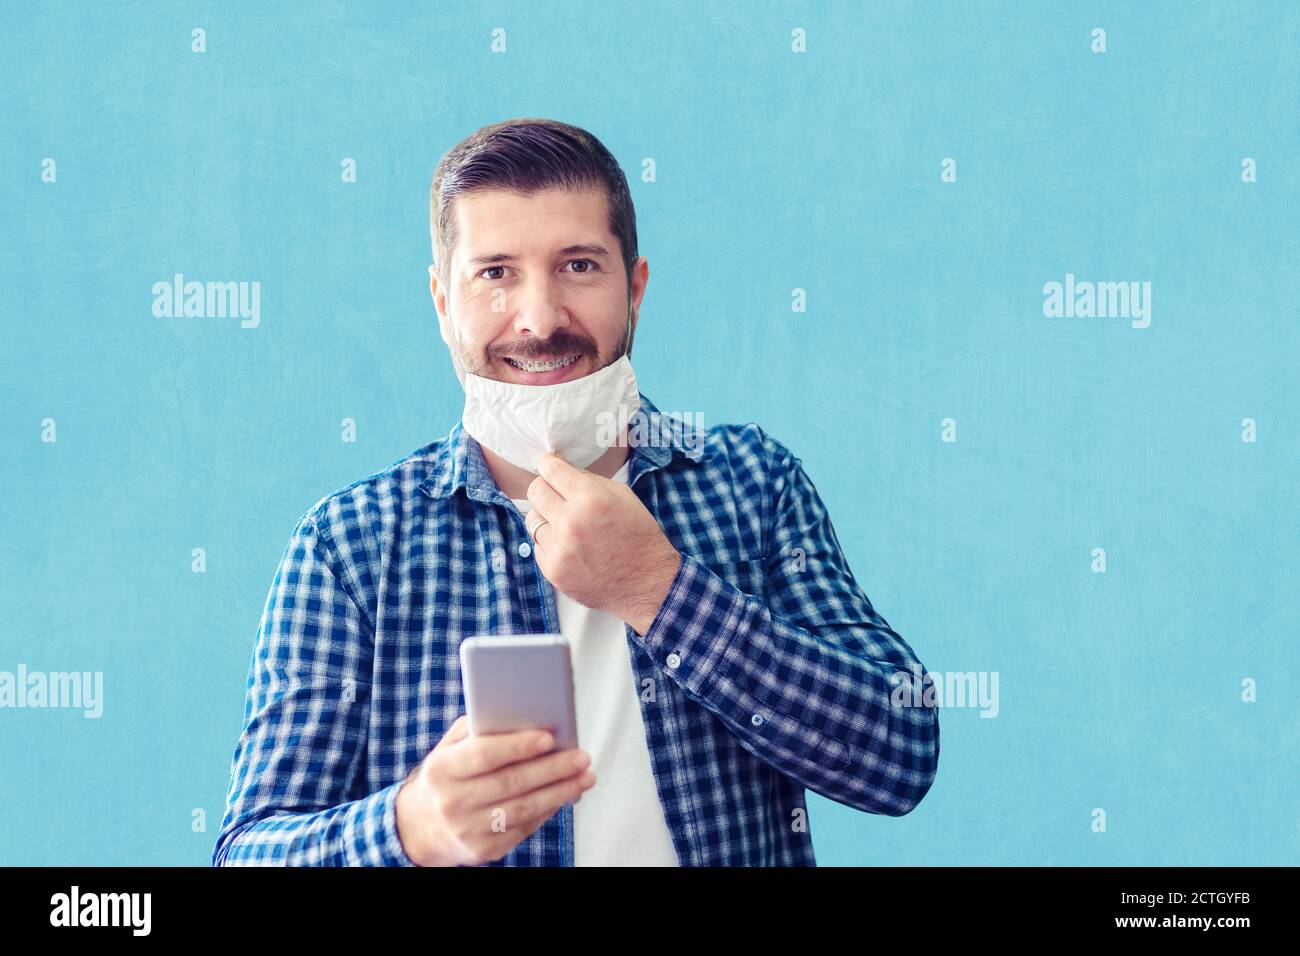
[458,634,579,751]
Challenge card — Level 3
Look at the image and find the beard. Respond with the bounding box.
[447,300,633,387]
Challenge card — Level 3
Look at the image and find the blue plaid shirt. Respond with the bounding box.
[213,392,939,866]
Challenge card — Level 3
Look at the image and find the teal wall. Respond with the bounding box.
[2,1,1295,865]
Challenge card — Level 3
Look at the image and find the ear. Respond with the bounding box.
[625,256,649,356]
[429,265,451,347]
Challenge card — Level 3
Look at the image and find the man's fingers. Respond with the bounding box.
[445,726,556,780]
[525,473,567,515]
[525,511,553,547]
[461,747,591,813]
[536,452,590,498]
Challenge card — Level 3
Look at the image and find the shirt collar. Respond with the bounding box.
[417,391,705,505]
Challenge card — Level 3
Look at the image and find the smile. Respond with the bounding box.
[503,354,581,373]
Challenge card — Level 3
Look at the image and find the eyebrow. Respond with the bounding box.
[468,243,613,267]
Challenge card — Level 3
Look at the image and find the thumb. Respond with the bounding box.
[440,713,471,747]
[538,450,589,493]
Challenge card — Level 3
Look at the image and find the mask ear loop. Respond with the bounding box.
[622,302,640,457]
[623,300,635,359]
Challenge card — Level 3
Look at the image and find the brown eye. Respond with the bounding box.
[567,259,596,274]
[479,266,505,280]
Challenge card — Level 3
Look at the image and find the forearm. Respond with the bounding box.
[212,779,415,867]
[636,552,939,816]
[215,509,409,867]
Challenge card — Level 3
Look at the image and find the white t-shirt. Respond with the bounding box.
[509,461,680,867]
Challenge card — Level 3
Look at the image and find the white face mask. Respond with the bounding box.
[460,349,641,475]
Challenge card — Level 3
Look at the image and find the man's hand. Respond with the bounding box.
[525,452,682,635]
[395,714,596,867]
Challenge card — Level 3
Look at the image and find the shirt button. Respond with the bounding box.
[666,652,681,669]
[517,542,532,558]
[750,713,764,727]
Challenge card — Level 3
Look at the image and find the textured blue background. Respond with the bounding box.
[2,1,1296,865]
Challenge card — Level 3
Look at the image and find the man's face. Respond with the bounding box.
[430,185,648,388]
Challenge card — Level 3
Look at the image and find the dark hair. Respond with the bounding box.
[429,118,638,292]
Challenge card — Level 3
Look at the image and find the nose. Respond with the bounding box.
[512,275,569,343]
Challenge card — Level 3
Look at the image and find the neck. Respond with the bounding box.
[481,436,631,500]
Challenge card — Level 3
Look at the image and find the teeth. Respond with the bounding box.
[505,354,579,373]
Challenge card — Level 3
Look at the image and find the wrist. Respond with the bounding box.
[395,773,440,867]
[628,548,681,636]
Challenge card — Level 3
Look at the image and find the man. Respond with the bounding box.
[213,118,939,867]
